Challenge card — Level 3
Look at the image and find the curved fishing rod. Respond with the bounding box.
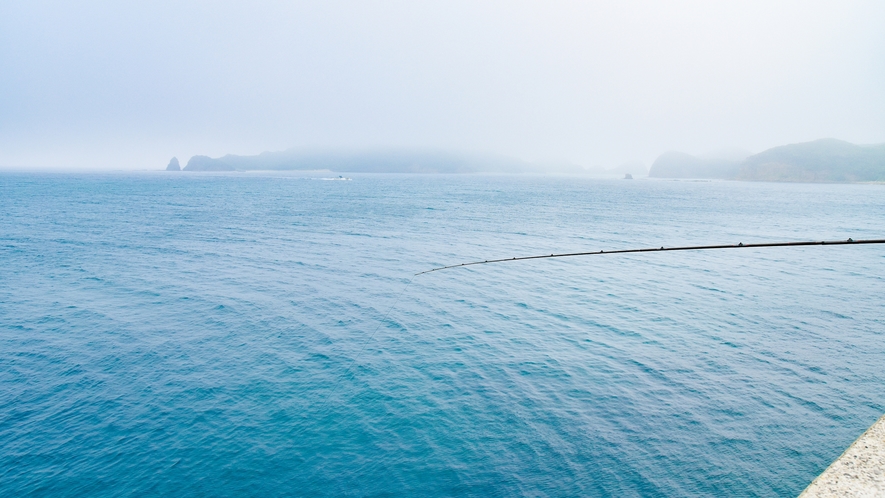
[415,238,885,276]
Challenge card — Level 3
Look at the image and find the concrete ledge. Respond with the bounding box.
[800,414,885,497]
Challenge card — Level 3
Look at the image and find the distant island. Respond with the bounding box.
[180,148,532,174]
[172,147,645,176]
[649,139,885,182]
[169,138,885,182]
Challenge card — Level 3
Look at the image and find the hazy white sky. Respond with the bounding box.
[1,0,883,170]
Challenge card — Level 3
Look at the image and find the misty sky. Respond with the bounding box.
[1,1,883,170]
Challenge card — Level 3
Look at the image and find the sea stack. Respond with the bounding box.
[166,157,181,171]
[624,173,633,179]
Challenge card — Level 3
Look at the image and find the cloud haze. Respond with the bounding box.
[1,0,883,170]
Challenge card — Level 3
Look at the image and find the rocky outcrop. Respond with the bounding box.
[165,157,181,171]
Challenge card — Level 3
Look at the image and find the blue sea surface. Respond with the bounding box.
[1,172,884,496]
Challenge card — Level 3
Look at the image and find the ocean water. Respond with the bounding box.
[1,172,883,497]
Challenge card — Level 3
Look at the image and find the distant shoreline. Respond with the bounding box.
[165,138,885,183]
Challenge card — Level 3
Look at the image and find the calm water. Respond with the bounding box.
[1,172,883,496]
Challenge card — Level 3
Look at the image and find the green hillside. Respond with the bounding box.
[737,139,885,182]
[649,139,885,182]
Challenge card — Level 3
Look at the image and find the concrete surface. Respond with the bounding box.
[800,414,885,497]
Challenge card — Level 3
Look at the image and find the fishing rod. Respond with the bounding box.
[415,238,885,276]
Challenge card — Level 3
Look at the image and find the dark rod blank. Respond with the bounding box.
[415,238,885,276]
